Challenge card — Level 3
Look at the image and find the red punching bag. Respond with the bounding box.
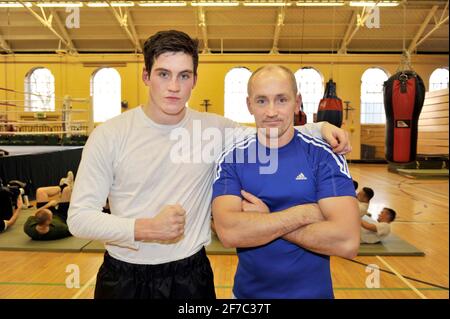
[383,71,425,163]
[317,79,343,127]
[294,102,307,126]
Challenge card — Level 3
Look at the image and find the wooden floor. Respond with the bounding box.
[0,164,448,299]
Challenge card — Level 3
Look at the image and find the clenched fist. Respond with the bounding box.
[135,204,186,242]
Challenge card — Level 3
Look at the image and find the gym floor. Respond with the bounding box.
[0,164,447,299]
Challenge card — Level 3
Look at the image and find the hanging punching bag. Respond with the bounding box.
[294,102,307,126]
[317,79,343,127]
[383,71,425,163]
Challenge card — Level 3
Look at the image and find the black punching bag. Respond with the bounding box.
[317,79,343,127]
[294,102,307,126]
[383,71,425,163]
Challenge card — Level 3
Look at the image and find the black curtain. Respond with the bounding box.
[0,148,83,200]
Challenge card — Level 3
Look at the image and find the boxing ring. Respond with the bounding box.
[0,88,92,197]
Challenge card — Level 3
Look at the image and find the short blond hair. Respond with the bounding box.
[247,65,298,96]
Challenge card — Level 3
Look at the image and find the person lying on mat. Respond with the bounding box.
[0,196,23,233]
[360,207,396,244]
[212,65,360,299]
[23,172,74,240]
[356,187,374,218]
[24,200,72,240]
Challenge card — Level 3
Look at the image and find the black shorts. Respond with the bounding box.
[94,247,216,299]
[36,202,69,222]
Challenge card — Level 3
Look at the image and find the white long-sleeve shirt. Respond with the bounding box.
[68,106,324,264]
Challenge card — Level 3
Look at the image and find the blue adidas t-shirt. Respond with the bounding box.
[212,130,356,299]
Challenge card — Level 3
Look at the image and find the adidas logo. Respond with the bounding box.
[295,173,308,181]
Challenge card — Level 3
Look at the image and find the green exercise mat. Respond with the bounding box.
[358,234,424,256]
[81,235,236,254]
[396,168,449,179]
[81,239,106,252]
[82,233,424,256]
[206,234,425,256]
[205,233,424,256]
[81,234,236,254]
[0,209,91,252]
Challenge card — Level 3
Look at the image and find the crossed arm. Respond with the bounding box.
[212,192,360,259]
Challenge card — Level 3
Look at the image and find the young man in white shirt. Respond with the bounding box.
[361,207,396,244]
[68,30,352,299]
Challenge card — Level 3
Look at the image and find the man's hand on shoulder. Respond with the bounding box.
[320,122,352,155]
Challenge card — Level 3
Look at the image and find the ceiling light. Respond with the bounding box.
[0,1,32,7]
[296,1,344,6]
[191,1,239,7]
[138,1,187,6]
[86,1,109,7]
[349,1,400,7]
[110,1,135,6]
[243,1,292,6]
[36,2,84,7]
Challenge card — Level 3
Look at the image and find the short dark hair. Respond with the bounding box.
[143,30,199,77]
[353,180,358,190]
[362,187,374,200]
[35,209,51,225]
[384,207,396,222]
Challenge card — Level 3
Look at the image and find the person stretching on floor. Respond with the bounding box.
[23,172,74,240]
[356,187,374,218]
[360,207,396,244]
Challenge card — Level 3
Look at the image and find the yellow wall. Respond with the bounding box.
[0,53,448,159]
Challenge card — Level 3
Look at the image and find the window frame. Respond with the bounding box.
[224,67,253,124]
[429,67,449,92]
[91,67,122,123]
[24,67,55,112]
[360,67,390,125]
[294,67,324,124]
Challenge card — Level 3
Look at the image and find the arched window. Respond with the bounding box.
[24,67,55,112]
[294,67,324,123]
[360,68,389,124]
[429,68,449,92]
[224,67,253,123]
[91,68,121,123]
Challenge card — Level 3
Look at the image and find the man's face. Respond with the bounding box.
[247,70,300,143]
[377,209,390,223]
[143,51,196,119]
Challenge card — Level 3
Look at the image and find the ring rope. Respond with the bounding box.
[0,109,89,113]
[0,130,88,136]
[0,87,55,99]
[0,87,90,103]
[1,120,88,125]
